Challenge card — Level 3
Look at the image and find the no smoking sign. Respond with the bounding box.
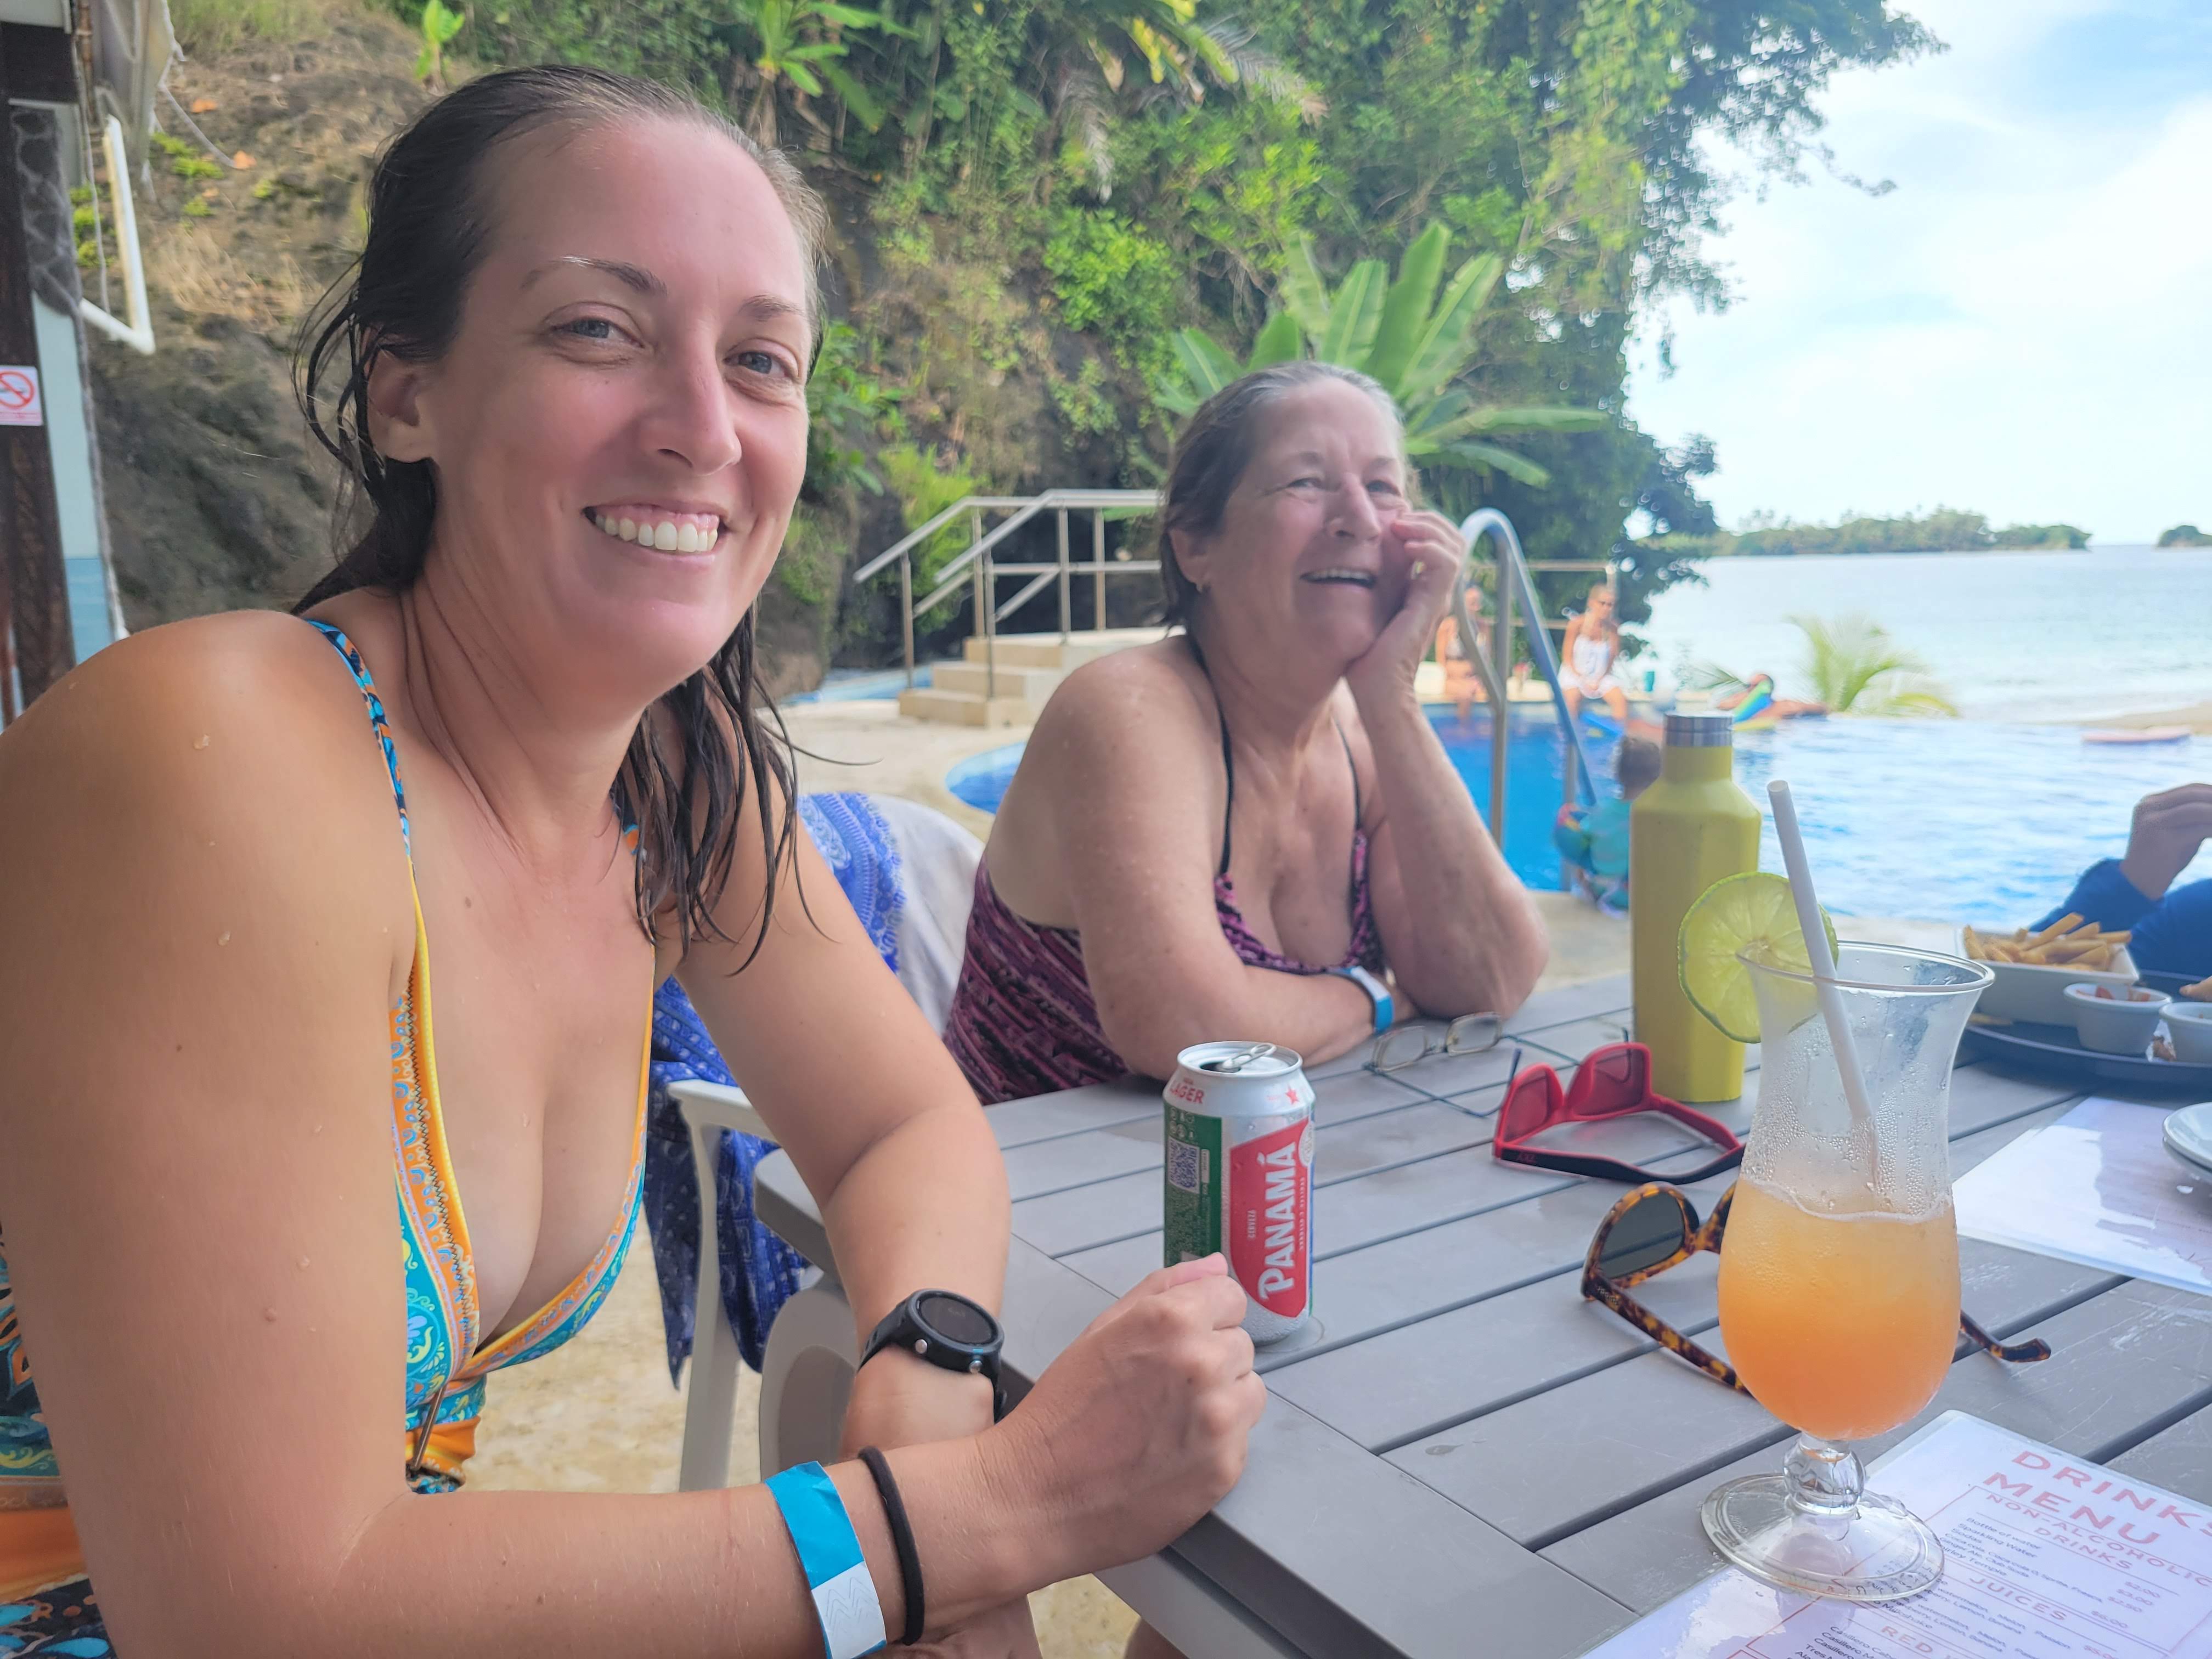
[0,365,43,427]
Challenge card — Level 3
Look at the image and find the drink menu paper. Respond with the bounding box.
[1581,1413,2212,1659]
[1953,1097,2212,1297]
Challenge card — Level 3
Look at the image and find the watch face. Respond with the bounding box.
[916,1291,996,1348]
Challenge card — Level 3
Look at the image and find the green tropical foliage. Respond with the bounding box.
[2158,524,2210,548]
[1159,222,1605,488]
[1788,613,1957,717]
[414,0,464,84]
[805,324,907,499]
[878,444,992,591]
[452,0,1937,664]
[1037,0,1319,193]
[1651,508,2090,558]
[725,0,907,144]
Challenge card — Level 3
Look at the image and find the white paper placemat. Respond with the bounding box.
[1952,1097,2212,1297]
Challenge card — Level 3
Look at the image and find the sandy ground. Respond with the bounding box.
[2074,702,2212,734]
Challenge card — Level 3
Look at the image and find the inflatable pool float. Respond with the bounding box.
[2082,726,2193,746]
[1729,679,1774,726]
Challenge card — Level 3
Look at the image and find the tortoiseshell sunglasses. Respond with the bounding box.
[1582,1182,2053,1391]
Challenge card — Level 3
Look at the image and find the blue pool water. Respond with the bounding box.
[945,710,2212,928]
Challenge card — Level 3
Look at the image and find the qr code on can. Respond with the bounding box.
[1167,1140,1205,1194]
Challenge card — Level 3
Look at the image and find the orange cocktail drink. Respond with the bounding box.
[1699,940,1991,1604]
[1718,1177,1960,1441]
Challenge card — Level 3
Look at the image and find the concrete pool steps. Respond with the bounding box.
[899,630,1163,725]
[961,629,1161,670]
[933,662,1066,702]
[896,687,1036,726]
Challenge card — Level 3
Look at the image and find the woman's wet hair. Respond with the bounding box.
[292,65,830,962]
[1156,360,1405,627]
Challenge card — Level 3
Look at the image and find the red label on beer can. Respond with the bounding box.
[1226,1118,1311,1316]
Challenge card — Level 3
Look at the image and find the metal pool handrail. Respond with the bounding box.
[1458,509,1602,855]
[850,489,1163,694]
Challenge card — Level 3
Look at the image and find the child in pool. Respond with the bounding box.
[1554,736,1662,912]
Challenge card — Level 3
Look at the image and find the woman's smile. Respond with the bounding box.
[585,504,728,553]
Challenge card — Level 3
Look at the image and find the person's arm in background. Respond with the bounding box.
[2035,783,2212,977]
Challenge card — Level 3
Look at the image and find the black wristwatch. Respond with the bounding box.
[859,1290,1008,1420]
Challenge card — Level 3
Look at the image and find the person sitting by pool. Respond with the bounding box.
[2031,782,2212,979]
[0,68,1264,1657]
[1435,583,1488,719]
[1553,736,1662,911]
[1562,581,1632,728]
[943,360,1549,1104]
[1712,671,1827,724]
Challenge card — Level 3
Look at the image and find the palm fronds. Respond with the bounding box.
[1787,613,1957,717]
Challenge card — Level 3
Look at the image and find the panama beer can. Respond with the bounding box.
[1162,1042,1314,1343]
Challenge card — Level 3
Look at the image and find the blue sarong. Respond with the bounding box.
[641,793,908,1380]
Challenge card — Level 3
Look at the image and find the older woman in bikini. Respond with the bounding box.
[944,361,1548,1103]
[0,66,1261,1657]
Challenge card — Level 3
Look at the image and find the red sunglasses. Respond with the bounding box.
[1492,1042,1745,1184]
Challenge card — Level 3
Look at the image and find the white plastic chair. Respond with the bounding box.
[672,795,982,1489]
[670,1077,860,1488]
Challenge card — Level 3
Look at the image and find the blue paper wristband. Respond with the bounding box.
[765,1462,887,1658]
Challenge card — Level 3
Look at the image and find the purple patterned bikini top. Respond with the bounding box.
[943,642,1384,1104]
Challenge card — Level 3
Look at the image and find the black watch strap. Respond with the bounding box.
[860,1291,1008,1420]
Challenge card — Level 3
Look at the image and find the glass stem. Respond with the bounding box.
[1782,1434,1864,1522]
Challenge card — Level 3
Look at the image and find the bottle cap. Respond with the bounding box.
[1665,712,1734,749]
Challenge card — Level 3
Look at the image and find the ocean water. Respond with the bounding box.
[1635,546,2212,723]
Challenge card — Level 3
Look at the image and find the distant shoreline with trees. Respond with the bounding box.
[1643,508,2090,559]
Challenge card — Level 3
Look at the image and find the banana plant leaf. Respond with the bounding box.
[1170,328,1242,400]
[1246,309,1302,369]
[1315,258,1383,368]
[1278,239,1331,341]
[820,62,887,128]
[1398,252,1503,404]
[1429,438,1552,487]
[1364,223,1449,392]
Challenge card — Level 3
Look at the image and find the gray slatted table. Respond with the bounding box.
[754,972,2212,1659]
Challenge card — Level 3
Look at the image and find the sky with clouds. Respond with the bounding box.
[1624,0,2212,545]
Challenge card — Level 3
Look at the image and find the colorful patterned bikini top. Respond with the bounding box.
[0,620,654,1615]
[310,620,657,1492]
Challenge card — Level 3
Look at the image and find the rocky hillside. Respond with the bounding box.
[95,8,429,626]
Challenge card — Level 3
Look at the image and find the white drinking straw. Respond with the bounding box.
[1767,780,1876,1130]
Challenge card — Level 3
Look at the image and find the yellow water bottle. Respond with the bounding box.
[1632,712,1762,1102]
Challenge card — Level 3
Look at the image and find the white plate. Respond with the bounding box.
[2163,1102,2212,1175]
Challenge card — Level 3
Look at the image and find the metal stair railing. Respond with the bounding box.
[850,489,1161,697]
[1455,510,1608,877]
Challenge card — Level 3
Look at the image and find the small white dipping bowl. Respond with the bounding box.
[2162,1001,2212,1064]
[2064,981,2170,1055]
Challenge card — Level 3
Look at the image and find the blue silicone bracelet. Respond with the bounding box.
[765,1462,887,1658]
[1329,964,1394,1034]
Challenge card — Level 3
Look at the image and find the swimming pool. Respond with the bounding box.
[944,710,2211,927]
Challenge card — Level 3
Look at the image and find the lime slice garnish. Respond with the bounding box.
[1678,872,1838,1043]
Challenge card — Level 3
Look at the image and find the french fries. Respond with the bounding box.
[1962,916,2132,972]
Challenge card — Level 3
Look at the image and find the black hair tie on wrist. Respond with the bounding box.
[857,1446,925,1646]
